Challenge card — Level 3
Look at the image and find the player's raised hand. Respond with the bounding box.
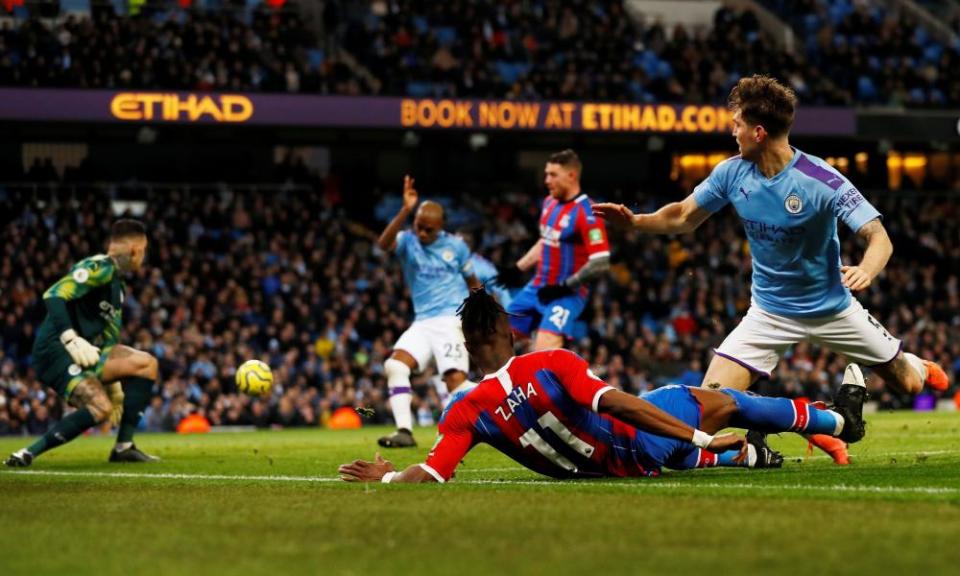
[706,432,749,463]
[402,175,418,211]
[840,265,873,292]
[592,202,637,228]
[338,452,396,482]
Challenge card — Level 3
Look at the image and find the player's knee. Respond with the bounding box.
[142,353,159,379]
[442,369,467,388]
[384,358,411,384]
[76,383,112,423]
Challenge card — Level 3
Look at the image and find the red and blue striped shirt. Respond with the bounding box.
[532,194,610,288]
[421,350,657,482]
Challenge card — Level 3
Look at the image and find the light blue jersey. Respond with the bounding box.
[693,148,881,318]
[469,253,513,309]
[396,230,474,321]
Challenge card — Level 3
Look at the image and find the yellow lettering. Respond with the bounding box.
[640,106,656,130]
[479,101,496,127]
[517,103,540,128]
[582,104,597,130]
[221,95,253,122]
[436,100,455,128]
[134,94,160,120]
[681,106,698,132]
[657,105,676,131]
[401,99,417,126]
[455,101,473,127]
[698,106,716,132]
[420,100,438,127]
[560,103,575,128]
[544,104,563,128]
[189,96,219,122]
[623,105,641,130]
[717,107,734,132]
[497,103,516,128]
[110,94,141,121]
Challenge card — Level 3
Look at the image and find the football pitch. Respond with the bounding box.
[1,412,958,576]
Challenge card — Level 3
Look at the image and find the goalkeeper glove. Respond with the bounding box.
[60,329,101,367]
[107,382,124,427]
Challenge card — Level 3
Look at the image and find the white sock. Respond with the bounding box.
[903,353,928,382]
[385,358,414,431]
[828,410,845,436]
[746,443,758,468]
[115,442,133,451]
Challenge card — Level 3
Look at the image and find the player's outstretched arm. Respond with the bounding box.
[593,194,711,235]
[338,453,437,483]
[598,389,747,461]
[841,218,892,292]
[377,175,419,251]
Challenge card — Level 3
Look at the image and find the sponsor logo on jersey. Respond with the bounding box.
[73,268,90,284]
[784,194,803,214]
[588,228,604,245]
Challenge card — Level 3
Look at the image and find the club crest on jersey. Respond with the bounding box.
[559,214,571,228]
[68,364,82,377]
[72,268,90,284]
[784,194,803,214]
[588,228,604,245]
[441,250,455,263]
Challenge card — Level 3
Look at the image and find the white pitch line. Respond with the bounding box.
[2,469,957,495]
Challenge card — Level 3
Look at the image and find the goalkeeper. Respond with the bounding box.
[6,220,160,467]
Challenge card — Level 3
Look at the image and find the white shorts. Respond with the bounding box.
[394,315,469,375]
[715,299,902,376]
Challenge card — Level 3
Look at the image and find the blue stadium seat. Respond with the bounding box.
[856,76,878,103]
[60,0,91,14]
[307,49,325,71]
[434,26,457,47]
[405,81,434,97]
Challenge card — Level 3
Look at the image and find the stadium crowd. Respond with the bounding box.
[2,0,960,107]
[0,177,957,436]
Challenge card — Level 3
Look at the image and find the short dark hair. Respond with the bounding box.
[111,219,147,240]
[727,75,797,138]
[457,287,507,339]
[548,149,582,175]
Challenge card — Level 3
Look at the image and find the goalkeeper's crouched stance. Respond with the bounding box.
[6,220,160,467]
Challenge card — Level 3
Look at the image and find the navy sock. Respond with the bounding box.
[721,389,841,435]
[27,408,97,457]
[117,377,154,444]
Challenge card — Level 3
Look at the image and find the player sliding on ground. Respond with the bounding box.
[376,175,481,448]
[6,220,160,467]
[338,288,867,483]
[495,149,610,351]
[593,74,949,465]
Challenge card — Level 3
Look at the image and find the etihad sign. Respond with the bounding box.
[110,93,254,123]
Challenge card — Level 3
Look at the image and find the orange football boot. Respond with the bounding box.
[923,361,949,391]
[807,434,849,465]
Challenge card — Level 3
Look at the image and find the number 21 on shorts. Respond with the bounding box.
[549,305,570,329]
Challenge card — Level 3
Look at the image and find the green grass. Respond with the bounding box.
[1,411,959,576]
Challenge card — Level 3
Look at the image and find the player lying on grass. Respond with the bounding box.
[6,220,160,467]
[338,288,867,483]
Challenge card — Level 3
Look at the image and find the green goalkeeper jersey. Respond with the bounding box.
[36,254,125,349]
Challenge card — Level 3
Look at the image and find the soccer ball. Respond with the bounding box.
[235,360,273,396]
